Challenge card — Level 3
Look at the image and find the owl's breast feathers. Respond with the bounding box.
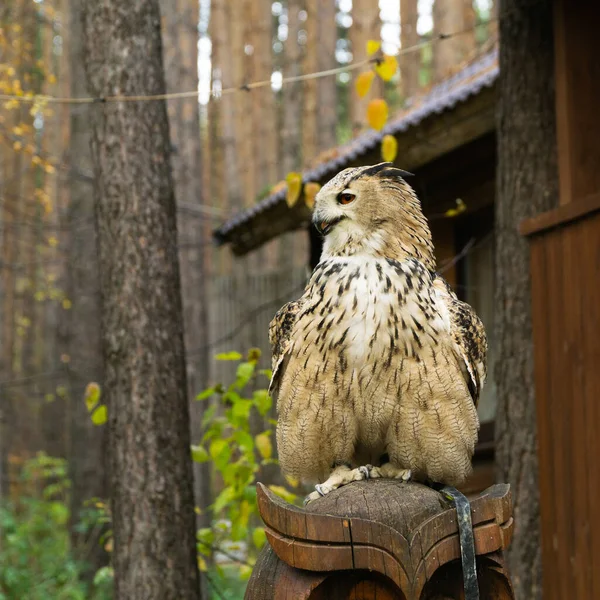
[269,257,487,407]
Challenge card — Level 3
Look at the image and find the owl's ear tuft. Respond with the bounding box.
[378,167,414,180]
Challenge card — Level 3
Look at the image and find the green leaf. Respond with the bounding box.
[239,565,253,580]
[235,361,255,388]
[253,527,267,550]
[233,430,254,455]
[209,439,231,471]
[259,368,273,380]
[196,527,214,547]
[84,382,101,412]
[253,389,272,416]
[212,486,236,514]
[91,404,107,426]
[232,399,253,422]
[196,386,216,401]
[191,445,209,463]
[201,404,216,428]
[215,351,243,361]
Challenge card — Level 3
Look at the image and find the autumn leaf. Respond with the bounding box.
[91,404,107,426]
[367,98,389,131]
[375,54,398,81]
[381,134,398,162]
[355,71,375,98]
[255,432,272,459]
[285,172,302,207]
[304,182,321,209]
[253,527,267,550]
[269,485,297,504]
[366,39,381,56]
[84,382,101,413]
[444,198,467,218]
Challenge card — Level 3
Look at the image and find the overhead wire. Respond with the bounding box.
[0,16,499,105]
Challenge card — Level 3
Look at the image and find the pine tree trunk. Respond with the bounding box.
[316,0,337,152]
[160,0,211,532]
[81,1,200,597]
[495,1,557,598]
[303,0,318,165]
[66,0,107,578]
[350,0,381,135]
[400,0,419,99]
[432,0,476,82]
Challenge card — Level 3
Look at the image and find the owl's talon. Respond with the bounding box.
[315,484,326,496]
[358,465,371,480]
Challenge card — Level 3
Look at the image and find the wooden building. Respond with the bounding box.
[214,49,499,495]
[519,2,600,597]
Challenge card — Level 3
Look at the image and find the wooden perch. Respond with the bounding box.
[246,480,514,599]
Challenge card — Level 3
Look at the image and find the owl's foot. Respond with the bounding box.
[369,463,412,481]
[304,464,374,505]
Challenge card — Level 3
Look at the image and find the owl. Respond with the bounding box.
[269,163,487,502]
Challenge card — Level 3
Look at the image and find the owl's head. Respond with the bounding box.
[312,162,435,268]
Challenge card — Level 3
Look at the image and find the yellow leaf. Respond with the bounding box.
[198,557,208,572]
[240,565,253,580]
[444,198,467,218]
[255,432,272,459]
[366,40,381,56]
[355,70,375,98]
[85,383,101,412]
[91,404,108,426]
[367,98,389,131]
[285,475,299,488]
[269,485,297,504]
[48,236,58,247]
[381,134,398,162]
[62,298,72,310]
[375,54,398,82]
[285,172,302,207]
[304,182,321,210]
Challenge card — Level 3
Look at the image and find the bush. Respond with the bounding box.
[193,349,300,582]
[0,454,112,600]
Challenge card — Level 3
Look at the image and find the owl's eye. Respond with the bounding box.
[338,192,355,205]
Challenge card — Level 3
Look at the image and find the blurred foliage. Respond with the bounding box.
[0,454,112,600]
[193,348,300,582]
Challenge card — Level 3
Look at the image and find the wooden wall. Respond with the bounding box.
[523,199,600,600]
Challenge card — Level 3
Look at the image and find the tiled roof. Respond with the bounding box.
[214,48,498,244]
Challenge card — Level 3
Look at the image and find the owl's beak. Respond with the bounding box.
[314,216,344,236]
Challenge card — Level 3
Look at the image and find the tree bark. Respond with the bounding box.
[400,0,420,99]
[349,0,381,135]
[81,1,200,598]
[66,0,107,578]
[160,0,211,524]
[432,0,476,82]
[495,1,557,598]
[316,0,338,153]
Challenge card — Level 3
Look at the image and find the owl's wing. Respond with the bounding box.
[434,275,487,406]
[268,299,303,396]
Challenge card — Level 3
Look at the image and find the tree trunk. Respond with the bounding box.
[160,0,211,526]
[349,0,381,135]
[66,0,107,578]
[495,1,557,598]
[316,0,337,152]
[400,0,420,99]
[432,0,476,82]
[303,0,319,165]
[81,1,200,597]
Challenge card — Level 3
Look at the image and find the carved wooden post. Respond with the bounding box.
[246,480,514,599]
